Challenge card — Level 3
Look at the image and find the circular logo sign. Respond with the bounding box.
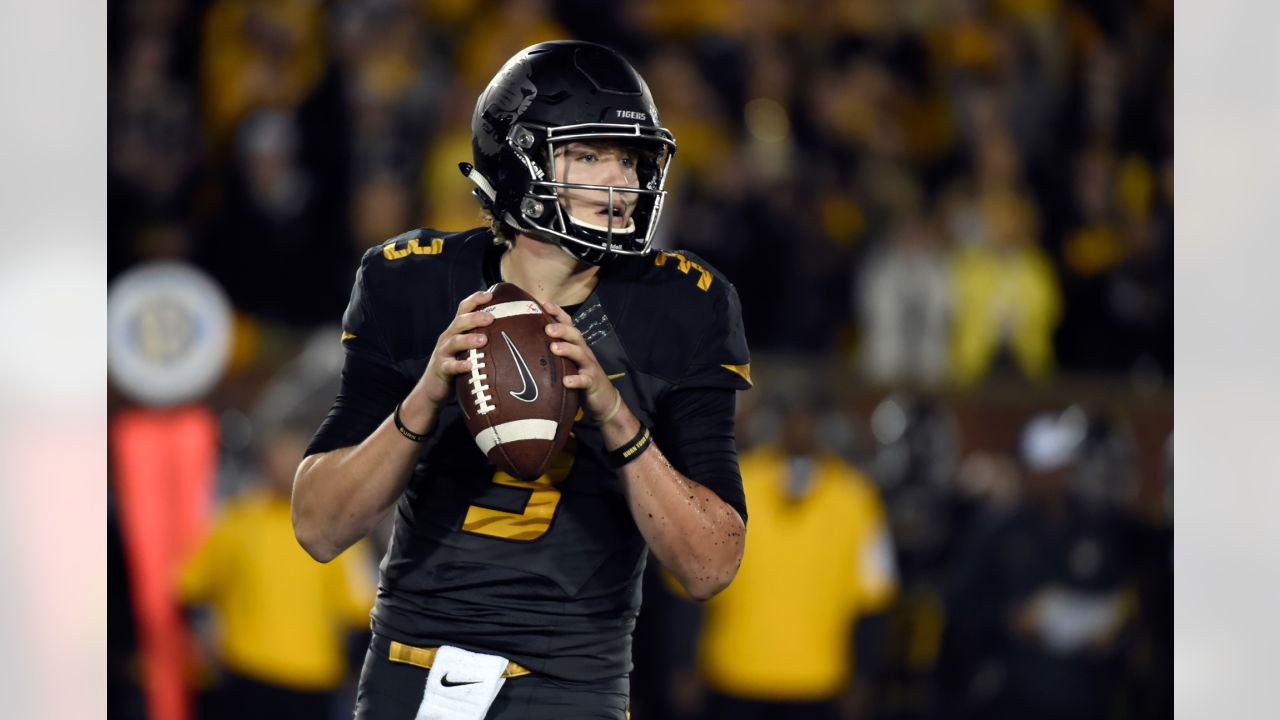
[108,261,232,407]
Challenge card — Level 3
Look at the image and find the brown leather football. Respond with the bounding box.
[455,282,579,480]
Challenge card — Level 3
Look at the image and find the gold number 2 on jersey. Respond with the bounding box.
[461,436,575,541]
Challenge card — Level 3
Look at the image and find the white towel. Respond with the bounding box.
[415,645,511,720]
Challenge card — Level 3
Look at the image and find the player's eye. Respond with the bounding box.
[578,152,596,163]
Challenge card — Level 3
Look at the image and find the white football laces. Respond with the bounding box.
[466,348,495,414]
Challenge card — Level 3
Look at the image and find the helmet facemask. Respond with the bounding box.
[502,122,675,265]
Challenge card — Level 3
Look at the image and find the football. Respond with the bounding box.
[455,282,579,480]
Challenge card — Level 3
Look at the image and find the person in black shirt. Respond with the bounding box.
[292,41,751,720]
[945,412,1138,720]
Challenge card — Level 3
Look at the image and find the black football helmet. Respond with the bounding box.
[460,40,676,265]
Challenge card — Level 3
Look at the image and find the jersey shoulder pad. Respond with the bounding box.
[644,248,726,295]
[343,227,490,366]
[640,248,752,390]
[367,226,489,267]
[357,226,489,303]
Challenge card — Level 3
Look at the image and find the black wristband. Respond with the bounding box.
[606,426,653,468]
[394,401,427,442]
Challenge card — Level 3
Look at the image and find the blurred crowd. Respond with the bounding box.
[625,384,1173,720]
[108,0,1173,718]
[109,0,1173,387]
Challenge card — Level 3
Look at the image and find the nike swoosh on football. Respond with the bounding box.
[502,330,539,403]
[439,674,482,688]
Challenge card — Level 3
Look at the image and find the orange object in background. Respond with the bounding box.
[111,405,219,720]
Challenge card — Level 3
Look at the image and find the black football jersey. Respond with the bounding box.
[336,228,751,680]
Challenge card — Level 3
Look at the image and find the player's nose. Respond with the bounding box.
[599,158,638,190]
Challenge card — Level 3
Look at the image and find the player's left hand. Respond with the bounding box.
[542,301,620,422]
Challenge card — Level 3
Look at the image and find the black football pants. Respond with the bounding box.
[353,633,629,719]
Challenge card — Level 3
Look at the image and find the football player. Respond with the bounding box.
[292,41,752,719]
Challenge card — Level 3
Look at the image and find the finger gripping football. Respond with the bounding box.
[455,282,580,480]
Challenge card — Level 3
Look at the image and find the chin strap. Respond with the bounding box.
[459,162,497,202]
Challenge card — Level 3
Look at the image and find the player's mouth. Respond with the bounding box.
[597,202,630,221]
[569,199,638,235]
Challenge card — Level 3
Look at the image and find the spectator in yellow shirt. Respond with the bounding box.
[950,190,1061,385]
[180,425,375,719]
[697,400,898,720]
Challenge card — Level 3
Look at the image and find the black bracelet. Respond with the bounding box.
[606,425,653,468]
[394,401,427,442]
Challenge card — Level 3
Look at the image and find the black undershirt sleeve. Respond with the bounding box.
[305,353,415,457]
[652,387,747,525]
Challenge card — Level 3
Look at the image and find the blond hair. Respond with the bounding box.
[480,207,515,246]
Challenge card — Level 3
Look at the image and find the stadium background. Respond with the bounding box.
[106,0,1172,718]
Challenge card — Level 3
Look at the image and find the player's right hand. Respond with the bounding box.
[415,289,495,407]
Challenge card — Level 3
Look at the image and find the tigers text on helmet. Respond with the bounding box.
[459,40,676,265]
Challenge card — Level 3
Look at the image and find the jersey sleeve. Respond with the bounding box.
[305,353,413,456]
[305,250,415,456]
[675,281,752,392]
[339,252,396,369]
[653,387,747,524]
